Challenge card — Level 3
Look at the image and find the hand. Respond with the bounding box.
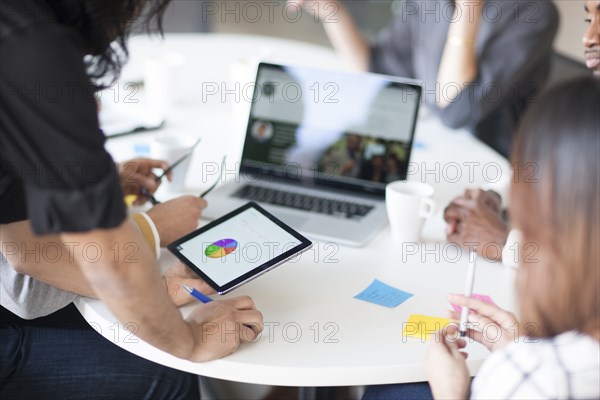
[117,158,172,205]
[185,296,264,362]
[288,0,340,21]
[444,189,508,260]
[163,262,216,307]
[425,325,471,400]
[146,195,207,247]
[447,294,521,352]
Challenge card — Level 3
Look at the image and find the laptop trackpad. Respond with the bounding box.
[272,212,307,230]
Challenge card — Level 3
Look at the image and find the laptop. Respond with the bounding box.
[203,62,422,247]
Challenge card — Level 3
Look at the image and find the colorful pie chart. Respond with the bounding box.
[205,238,238,259]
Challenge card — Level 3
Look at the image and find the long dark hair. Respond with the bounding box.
[46,0,172,85]
[510,76,600,338]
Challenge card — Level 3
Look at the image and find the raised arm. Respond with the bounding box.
[293,0,370,71]
[436,0,484,108]
[433,1,559,129]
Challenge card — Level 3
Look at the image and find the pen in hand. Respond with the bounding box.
[181,284,257,331]
[199,155,227,198]
[182,284,213,303]
[140,138,202,204]
[459,251,477,337]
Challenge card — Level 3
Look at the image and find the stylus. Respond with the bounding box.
[140,138,202,204]
[182,284,213,303]
[459,252,477,337]
[156,137,201,182]
[199,155,227,198]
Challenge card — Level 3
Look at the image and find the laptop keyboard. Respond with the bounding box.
[233,185,375,220]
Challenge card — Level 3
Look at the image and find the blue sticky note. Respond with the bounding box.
[354,279,413,308]
[413,140,426,149]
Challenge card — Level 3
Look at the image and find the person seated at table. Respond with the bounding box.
[444,0,600,263]
[292,0,559,156]
[364,76,600,400]
[1,0,263,398]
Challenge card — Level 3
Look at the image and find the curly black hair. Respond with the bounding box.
[46,0,172,86]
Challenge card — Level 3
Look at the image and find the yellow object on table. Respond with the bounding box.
[402,314,453,341]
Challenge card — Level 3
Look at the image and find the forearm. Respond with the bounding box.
[61,221,194,359]
[0,221,95,297]
[437,1,483,108]
[0,214,159,298]
[321,1,370,71]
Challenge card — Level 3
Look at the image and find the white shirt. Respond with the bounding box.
[471,331,600,399]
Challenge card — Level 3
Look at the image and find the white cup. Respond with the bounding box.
[144,52,185,120]
[386,181,437,243]
[151,134,198,193]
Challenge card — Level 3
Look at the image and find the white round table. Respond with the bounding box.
[78,33,516,388]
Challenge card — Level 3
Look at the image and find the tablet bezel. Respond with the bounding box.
[167,202,313,294]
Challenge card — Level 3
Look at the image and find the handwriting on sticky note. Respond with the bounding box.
[402,314,453,341]
[354,279,413,308]
[451,294,495,313]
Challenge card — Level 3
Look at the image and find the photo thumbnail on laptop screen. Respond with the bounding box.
[241,63,421,193]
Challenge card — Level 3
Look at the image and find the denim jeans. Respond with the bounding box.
[0,304,200,400]
[362,382,434,400]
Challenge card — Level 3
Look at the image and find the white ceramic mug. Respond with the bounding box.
[151,134,197,193]
[144,52,185,120]
[386,181,436,243]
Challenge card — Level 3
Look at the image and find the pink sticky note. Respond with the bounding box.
[451,294,495,313]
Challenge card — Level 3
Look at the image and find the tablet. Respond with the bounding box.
[168,202,313,294]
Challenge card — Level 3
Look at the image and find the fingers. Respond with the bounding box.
[451,197,477,209]
[448,294,515,327]
[445,310,494,349]
[197,197,208,210]
[175,195,207,210]
[138,174,159,191]
[444,204,463,222]
[133,195,148,206]
[444,203,466,236]
[134,158,169,171]
[430,330,452,355]
[225,295,258,311]
[431,326,466,356]
[241,324,260,342]
[181,278,216,295]
[236,309,264,337]
[465,188,485,200]
[446,219,457,235]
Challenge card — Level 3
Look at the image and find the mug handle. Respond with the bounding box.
[419,198,436,218]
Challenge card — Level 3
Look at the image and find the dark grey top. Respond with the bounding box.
[0,0,126,233]
[370,0,559,156]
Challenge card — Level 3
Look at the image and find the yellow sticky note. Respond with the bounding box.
[124,195,138,207]
[402,314,453,341]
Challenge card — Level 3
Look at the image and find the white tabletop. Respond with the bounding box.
[77,33,516,387]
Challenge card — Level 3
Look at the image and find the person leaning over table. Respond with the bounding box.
[292,0,559,157]
[0,0,263,398]
[363,75,600,400]
[1,192,210,398]
[443,0,600,264]
[1,159,213,318]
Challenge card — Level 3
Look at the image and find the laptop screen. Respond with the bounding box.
[240,63,422,197]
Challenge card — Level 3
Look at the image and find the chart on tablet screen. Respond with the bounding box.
[205,239,239,259]
[178,208,301,286]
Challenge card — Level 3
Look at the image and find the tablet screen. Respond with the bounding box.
[169,203,311,293]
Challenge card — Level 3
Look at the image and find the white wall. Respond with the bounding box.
[554,0,586,62]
